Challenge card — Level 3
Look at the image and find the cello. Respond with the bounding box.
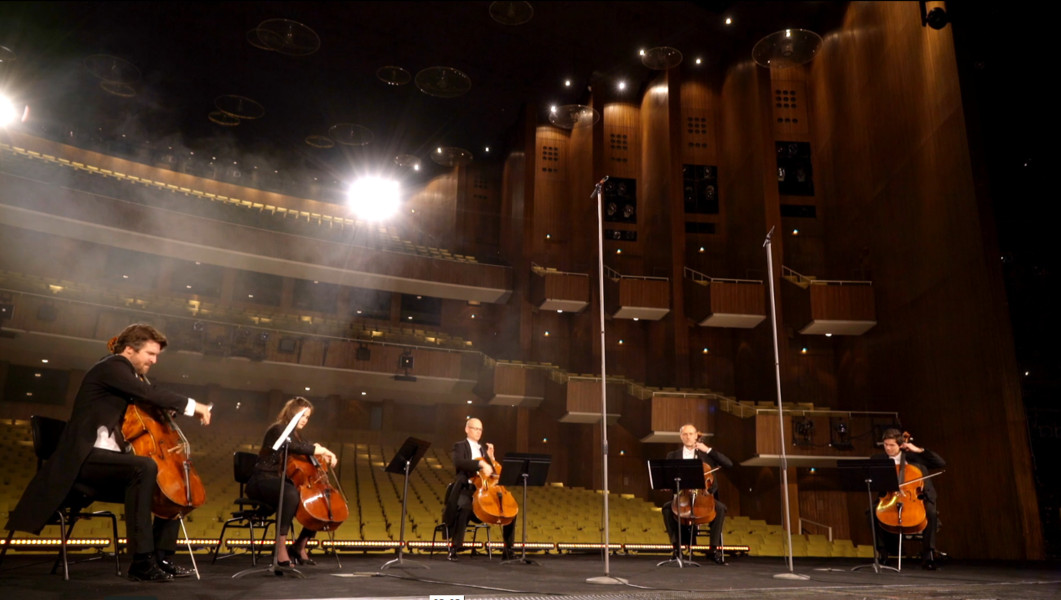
[121,398,206,519]
[671,462,721,526]
[286,453,349,532]
[471,454,519,526]
[875,431,939,534]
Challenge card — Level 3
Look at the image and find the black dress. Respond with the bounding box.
[246,423,318,537]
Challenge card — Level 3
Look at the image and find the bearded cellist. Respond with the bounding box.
[442,417,515,561]
[873,428,946,570]
[661,424,733,565]
[4,324,213,582]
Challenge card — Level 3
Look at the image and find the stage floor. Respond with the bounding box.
[1,550,1058,600]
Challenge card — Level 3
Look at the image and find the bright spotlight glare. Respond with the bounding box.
[348,176,401,221]
[0,95,21,127]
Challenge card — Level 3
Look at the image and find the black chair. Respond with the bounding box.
[0,415,122,580]
[430,483,492,558]
[211,451,276,565]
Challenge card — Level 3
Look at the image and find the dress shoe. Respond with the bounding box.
[712,550,727,566]
[922,550,937,570]
[157,558,192,578]
[292,555,316,566]
[127,559,174,582]
[446,549,459,562]
[877,550,890,565]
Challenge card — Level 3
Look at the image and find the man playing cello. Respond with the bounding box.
[873,428,946,569]
[442,417,516,561]
[661,423,733,565]
[5,324,212,582]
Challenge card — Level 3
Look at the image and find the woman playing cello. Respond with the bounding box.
[247,397,338,566]
[873,428,946,569]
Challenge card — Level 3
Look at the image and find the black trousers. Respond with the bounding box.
[662,498,727,550]
[447,491,515,552]
[77,449,179,555]
[245,475,316,542]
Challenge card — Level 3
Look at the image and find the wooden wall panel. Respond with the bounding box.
[807,1,1041,559]
[603,104,640,179]
[680,80,718,166]
[710,280,766,316]
[649,395,712,434]
[808,284,875,321]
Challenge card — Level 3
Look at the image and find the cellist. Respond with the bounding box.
[661,424,733,565]
[873,428,946,569]
[246,397,338,566]
[442,417,515,561]
[5,324,213,582]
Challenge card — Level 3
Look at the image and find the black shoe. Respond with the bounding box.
[712,550,727,566]
[877,550,890,565]
[157,558,192,578]
[292,555,316,566]
[446,549,459,562]
[501,549,514,561]
[128,559,174,582]
[922,550,937,570]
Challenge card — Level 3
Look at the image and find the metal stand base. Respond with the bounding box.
[233,562,306,579]
[656,546,700,568]
[380,554,429,570]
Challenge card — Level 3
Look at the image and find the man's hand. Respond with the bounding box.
[194,402,212,426]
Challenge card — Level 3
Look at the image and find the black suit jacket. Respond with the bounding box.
[666,447,733,496]
[5,354,190,534]
[443,439,485,524]
[871,449,945,503]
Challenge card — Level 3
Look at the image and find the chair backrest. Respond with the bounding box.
[233,451,260,485]
[30,415,67,469]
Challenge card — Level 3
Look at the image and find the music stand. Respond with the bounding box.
[380,437,431,570]
[234,408,308,579]
[837,459,900,574]
[648,459,707,568]
[498,453,551,565]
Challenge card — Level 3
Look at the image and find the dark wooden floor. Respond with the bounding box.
[1,550,1058,600]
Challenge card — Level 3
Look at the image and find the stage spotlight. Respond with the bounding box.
[0,94,26,127]
[348,176,400,221]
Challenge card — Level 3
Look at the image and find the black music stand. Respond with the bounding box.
[837,458,900,574]
[234,409,308,579]
[648,459,707,568]
[498,453,551,566]
[380,437,431,570]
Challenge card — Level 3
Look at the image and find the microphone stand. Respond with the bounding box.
[234,409,308,579]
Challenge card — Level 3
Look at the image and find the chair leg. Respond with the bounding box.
[486,526,492,560]
[211,520,233,564]
[53,511,70,581]
[105,512,121,576]
[248,520,257,566]
[0,529,16,569]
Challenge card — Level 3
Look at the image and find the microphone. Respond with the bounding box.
[590,175,610,198]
